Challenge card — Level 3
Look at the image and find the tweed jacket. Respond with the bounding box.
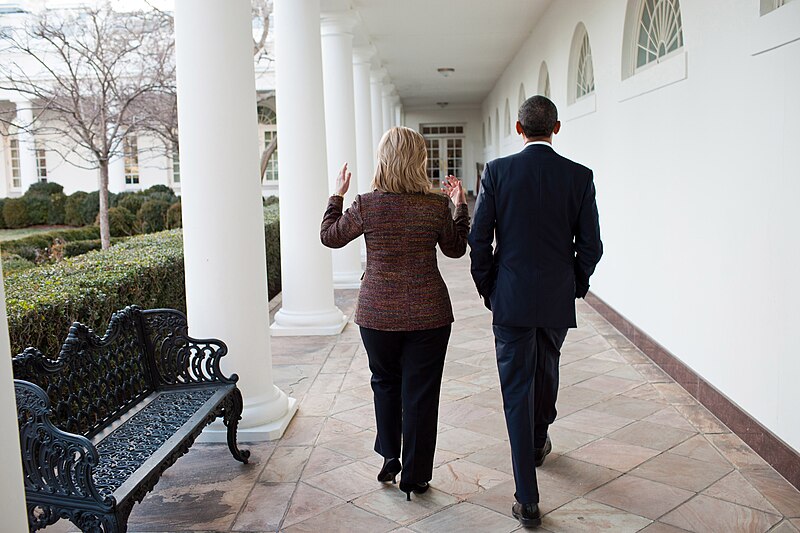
[321,191,470,331]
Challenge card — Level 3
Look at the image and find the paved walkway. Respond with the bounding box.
[46,251,800,532]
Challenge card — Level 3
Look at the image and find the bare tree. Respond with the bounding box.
[252,0,273,58]
[0,3,174,249]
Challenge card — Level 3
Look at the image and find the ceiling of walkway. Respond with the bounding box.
[347,0,552,109]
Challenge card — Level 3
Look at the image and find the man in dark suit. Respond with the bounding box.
[468,95,602,528]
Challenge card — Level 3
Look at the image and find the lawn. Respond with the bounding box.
[0,226,75,242]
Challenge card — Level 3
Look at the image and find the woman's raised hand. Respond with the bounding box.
[335,162,352,197]
[442,175,467,207]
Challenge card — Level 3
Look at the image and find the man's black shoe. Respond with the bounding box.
[512,502,542,528]
[534,435,552,467]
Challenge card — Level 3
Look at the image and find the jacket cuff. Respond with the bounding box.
[329,195,344,207]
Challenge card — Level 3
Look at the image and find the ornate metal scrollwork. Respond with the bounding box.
[141,309,238,386]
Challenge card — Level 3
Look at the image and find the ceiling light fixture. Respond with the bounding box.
[437,67,455,78]
[437,102,449,108]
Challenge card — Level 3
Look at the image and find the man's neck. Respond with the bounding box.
[523,136,552,145]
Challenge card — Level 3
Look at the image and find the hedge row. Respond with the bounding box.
[6,208,281,358]
[1,227,100,262]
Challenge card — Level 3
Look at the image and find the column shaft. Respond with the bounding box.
[271,0,348,335]
[353,50,374,195]
[369,70,385,168]
[174,0,296,440]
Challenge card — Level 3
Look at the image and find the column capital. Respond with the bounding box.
[352,45,375,65]
[370,67,388,83]
[382,82,395,97]
[320,11,358,37]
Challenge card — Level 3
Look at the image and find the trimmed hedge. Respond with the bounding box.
[264,203,281,299]
[108,206,136,237]
[5,230,186,357]
[3,198,29,228]
[137,200,170,233]
[166,201,182,229]
[1,227,101,262]
[47,193,67,225]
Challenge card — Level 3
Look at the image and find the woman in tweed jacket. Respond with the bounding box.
[321,127,469,500]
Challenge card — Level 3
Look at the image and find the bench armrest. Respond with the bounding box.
[15,380,113,520]
[141,309,238,386]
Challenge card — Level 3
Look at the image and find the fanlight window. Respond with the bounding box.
[258,106,277,125]
[576,32,595,100]
[538,62,551,99]
[636,0,684,69]
[518,83,526,107]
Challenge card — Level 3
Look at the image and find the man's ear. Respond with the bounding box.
[515,121,524,135]
[552,121,561,135]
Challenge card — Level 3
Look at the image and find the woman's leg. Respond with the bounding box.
[359,326,403,459]
[399,324,451,485]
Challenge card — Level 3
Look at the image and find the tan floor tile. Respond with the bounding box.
[543,498,652,532]
[283,502,396,533]
[278,416,325,447]
[330,391,371,414]
[771,520,800,533]
[587,395,664,421]
[740,466,800,517]
[670,434,731,466]
[354,486,458,526]
[536,456,621,496]
[706,434,769,470]
[436,427,502,455]
[319,429,377,460]
[609,420,695,451]
[432,459,512,499]
[624,383,668,402]
[674,404,730,434]
[638,523,691,532]
[566,353,625,375]
[316,416,366,445]
[281,481,345,528]
[297,392,335,416]
[586,474,694,520]
[301,446,354,479]
[465,441,514,475]
[605,364,648,382]
[556,385,608,412]
[331,402,377,430]
[567,438,660,472]
[661,494,782,532]
[547,425,599,454]
[652,383,697,405]
[633,363,673,383]
[462,409,507,438]
[573,374,641,395]
[304,460,387,501]
[462,389,504,410]
[439,379,484,402]
[557,408,634,437]
[456,370,502,389]
[308,372,346,393]
[644,407,698,432]
[704,471,780,515]
[559,367,599,388]
[260,445,312,483]
[231,481,294,531]
[409,501,519,533]
[467,479,576,516]
[439,397,495,427]
[442,360,482,380]
[631,453,733,492]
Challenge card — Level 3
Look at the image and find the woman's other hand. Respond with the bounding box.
[335,162,352,197]
[442,175,467,206]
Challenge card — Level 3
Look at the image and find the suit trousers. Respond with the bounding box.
[359,325,451,485]
[493,325,568,504]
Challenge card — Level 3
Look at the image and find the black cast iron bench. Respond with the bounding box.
[13,306,250,533]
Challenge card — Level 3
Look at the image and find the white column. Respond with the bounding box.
[108,155,126,193]
[382,83,395,131]
[353,47,374,194]
[0,260,29,533]
[174,0,296,440]
[394,100,403,128]
[321,12,363,288]
[271,0,348,336]
[370,68,386,164]
[13,100,38,193]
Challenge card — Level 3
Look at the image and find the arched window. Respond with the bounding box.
[635,0,684,69]
[504,99,511,137]
[568,23,595,103]
[761,0,792,15]
[538,62,551,99]
[518,83,526,107]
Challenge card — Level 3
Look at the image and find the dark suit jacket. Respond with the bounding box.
[468,144,602,328]
[321,192,470,331]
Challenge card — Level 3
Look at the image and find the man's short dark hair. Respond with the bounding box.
[518,95,558,138]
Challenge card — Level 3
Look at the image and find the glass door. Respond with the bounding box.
[422,124,465,191]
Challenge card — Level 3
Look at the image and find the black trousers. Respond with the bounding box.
[493,325,568,504]
[359,324,451,485]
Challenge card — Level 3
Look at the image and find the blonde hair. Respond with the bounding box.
[371,127,432,194]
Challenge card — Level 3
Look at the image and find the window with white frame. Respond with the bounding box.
[518,83,526,108]
[635,0,684,70]
[538,62,551,99]
[259,105,279,181]
[171,145,180,183]
[123,135,139,185]
[9,137,21,188]
[576,32,595,100]
[761,0,793,14]
[504,99,511,137]
[35,141,47,181]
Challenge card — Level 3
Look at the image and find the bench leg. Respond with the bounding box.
[68,510,124,533]
[222,388,251,464]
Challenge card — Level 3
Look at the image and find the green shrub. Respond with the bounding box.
[1,227,101,262]
[146,191,178,205]
[118,194,145,215]
[263,195,279,207]
[1,254,35,275]
[136,200,170,233]
[80,191,100,225]
[166,201,182,229]
[264,203,281,299]
[0,199,6,229]
[4,230,186,357]
[47,192,67,225]
[23,195,49,225]
[111,191,133,208]
[145,184,173,196]
[64,192,88,226]
[108,206,136,237]
[26,182,64,197]
[3,198,29,229]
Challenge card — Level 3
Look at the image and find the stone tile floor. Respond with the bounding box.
[45,252,800,532]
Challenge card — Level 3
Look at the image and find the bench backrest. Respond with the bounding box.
[12,306,155,439]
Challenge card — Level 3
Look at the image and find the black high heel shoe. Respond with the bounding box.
[377,457,401,483]
[398,481,429,500]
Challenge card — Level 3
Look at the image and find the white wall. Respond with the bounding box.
[482,0,800,451]
[404,106,484,194]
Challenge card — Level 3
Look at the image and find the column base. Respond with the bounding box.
[199,396,298,442]
[271,307,348,336]
[333,270,363,289]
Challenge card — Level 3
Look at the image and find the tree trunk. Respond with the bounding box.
[260,135,277,182]
[98,160,112,249]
